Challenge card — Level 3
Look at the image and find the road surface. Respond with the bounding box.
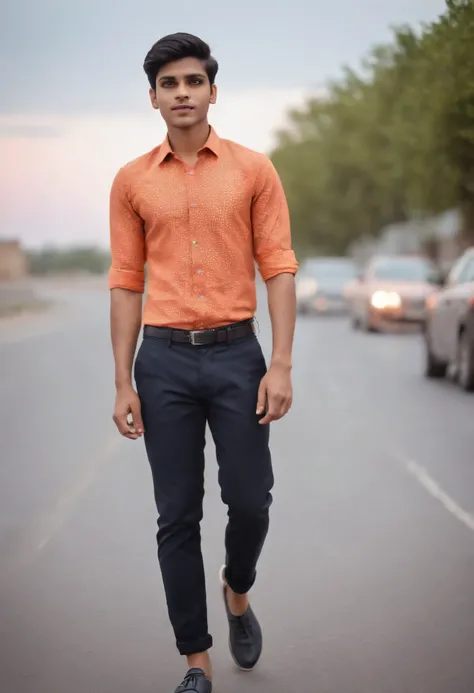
[1,278,474,693]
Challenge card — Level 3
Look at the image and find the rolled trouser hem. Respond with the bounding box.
[177,634,213,656]
[224,566,256,595]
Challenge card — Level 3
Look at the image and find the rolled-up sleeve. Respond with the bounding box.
[251,156,298,281]
[108,166,146,293]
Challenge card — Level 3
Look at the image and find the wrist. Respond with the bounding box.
[270,355,292,370]
[115,376,133,390]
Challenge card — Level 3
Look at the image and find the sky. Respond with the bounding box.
[0,0,447,249]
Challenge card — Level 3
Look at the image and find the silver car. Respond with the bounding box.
[347,255,441,331]
[424,247,474,391]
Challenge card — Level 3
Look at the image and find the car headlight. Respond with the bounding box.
[370,290,401,309]
[296,278,318,298]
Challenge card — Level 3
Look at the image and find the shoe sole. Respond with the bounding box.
[219,565,262,673]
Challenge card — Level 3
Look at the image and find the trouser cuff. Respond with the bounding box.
[177,634,213,656]
[224,566,256,595]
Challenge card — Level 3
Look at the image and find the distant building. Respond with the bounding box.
[0,239,29,281]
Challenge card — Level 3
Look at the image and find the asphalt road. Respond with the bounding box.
[1,279,474,693]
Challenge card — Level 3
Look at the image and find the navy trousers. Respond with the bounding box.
[134,328,274,656]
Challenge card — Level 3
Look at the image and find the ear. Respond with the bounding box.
[209,84,217,105]
[149,88,159,111]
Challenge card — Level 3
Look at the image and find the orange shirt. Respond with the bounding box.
[108,127,298,330]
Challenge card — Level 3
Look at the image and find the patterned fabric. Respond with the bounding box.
[109,127,298,329]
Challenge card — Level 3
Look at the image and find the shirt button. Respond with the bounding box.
[192,240,198,247]
[190,203,197,208]
[188,169,195,175]
[196,269,201,275]
[198,295,204,300]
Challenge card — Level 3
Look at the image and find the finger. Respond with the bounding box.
[256,381,267,415]
[114,414,140,440]
[123,431,141,440]
[259,389,280,423]
[260,394,290,424]
[268,407,285,423]
[259,411,276,425]
[278,397,292,419]
[259,402,278,425]
[113,413,131,437]
[129,401,144,435]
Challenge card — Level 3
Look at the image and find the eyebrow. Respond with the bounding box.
[158,72,207,82]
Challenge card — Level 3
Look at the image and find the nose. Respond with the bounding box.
[175,81,190,100]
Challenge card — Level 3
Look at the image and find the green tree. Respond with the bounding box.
[27,245,111,275]
[271,0,474,254]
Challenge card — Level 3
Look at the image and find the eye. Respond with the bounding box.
[190,78,204,86]
[162,80,175,88]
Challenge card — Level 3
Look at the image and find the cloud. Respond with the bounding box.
[0,87,312,249]
[0,123,66,139]
[1,0,446,114]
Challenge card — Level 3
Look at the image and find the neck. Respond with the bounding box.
[167,121,211,160]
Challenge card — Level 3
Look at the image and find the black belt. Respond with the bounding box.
[143,319,256,346]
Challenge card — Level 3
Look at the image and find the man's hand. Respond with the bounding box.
[113,384,144,440]
[256,363,293,425]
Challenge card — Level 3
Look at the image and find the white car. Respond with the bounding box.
[346,255,441,331]
[424,246,474,391]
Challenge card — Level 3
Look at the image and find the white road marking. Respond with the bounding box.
[392,448,474,533]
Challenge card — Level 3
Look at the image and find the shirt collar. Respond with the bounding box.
[156,126,220,165]
[201,126,220,157]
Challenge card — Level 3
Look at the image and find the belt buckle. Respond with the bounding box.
[189,330,204,345]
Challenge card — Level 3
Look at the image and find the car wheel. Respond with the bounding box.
[424,331,447,379]
[457,330,474,392]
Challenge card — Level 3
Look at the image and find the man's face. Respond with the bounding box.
[150,56,217,129]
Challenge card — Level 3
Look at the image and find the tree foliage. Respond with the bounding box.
[271,0,474,254]
[27,245,110,275]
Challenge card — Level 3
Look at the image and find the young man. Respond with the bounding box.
[109,32,298,693]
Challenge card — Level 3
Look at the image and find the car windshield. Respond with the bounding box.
[302,259,357,280]
[372,258,433,281]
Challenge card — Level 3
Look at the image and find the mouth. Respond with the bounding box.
[172,105,194,111]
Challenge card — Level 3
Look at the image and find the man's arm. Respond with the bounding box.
[256,272,296,424]
[266,272,296,370]
[251,157,298,424]
[110,288,143,438]
[110,288,143,388]
[109,167,146,439]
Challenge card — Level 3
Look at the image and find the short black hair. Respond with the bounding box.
[143,32,219,89]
